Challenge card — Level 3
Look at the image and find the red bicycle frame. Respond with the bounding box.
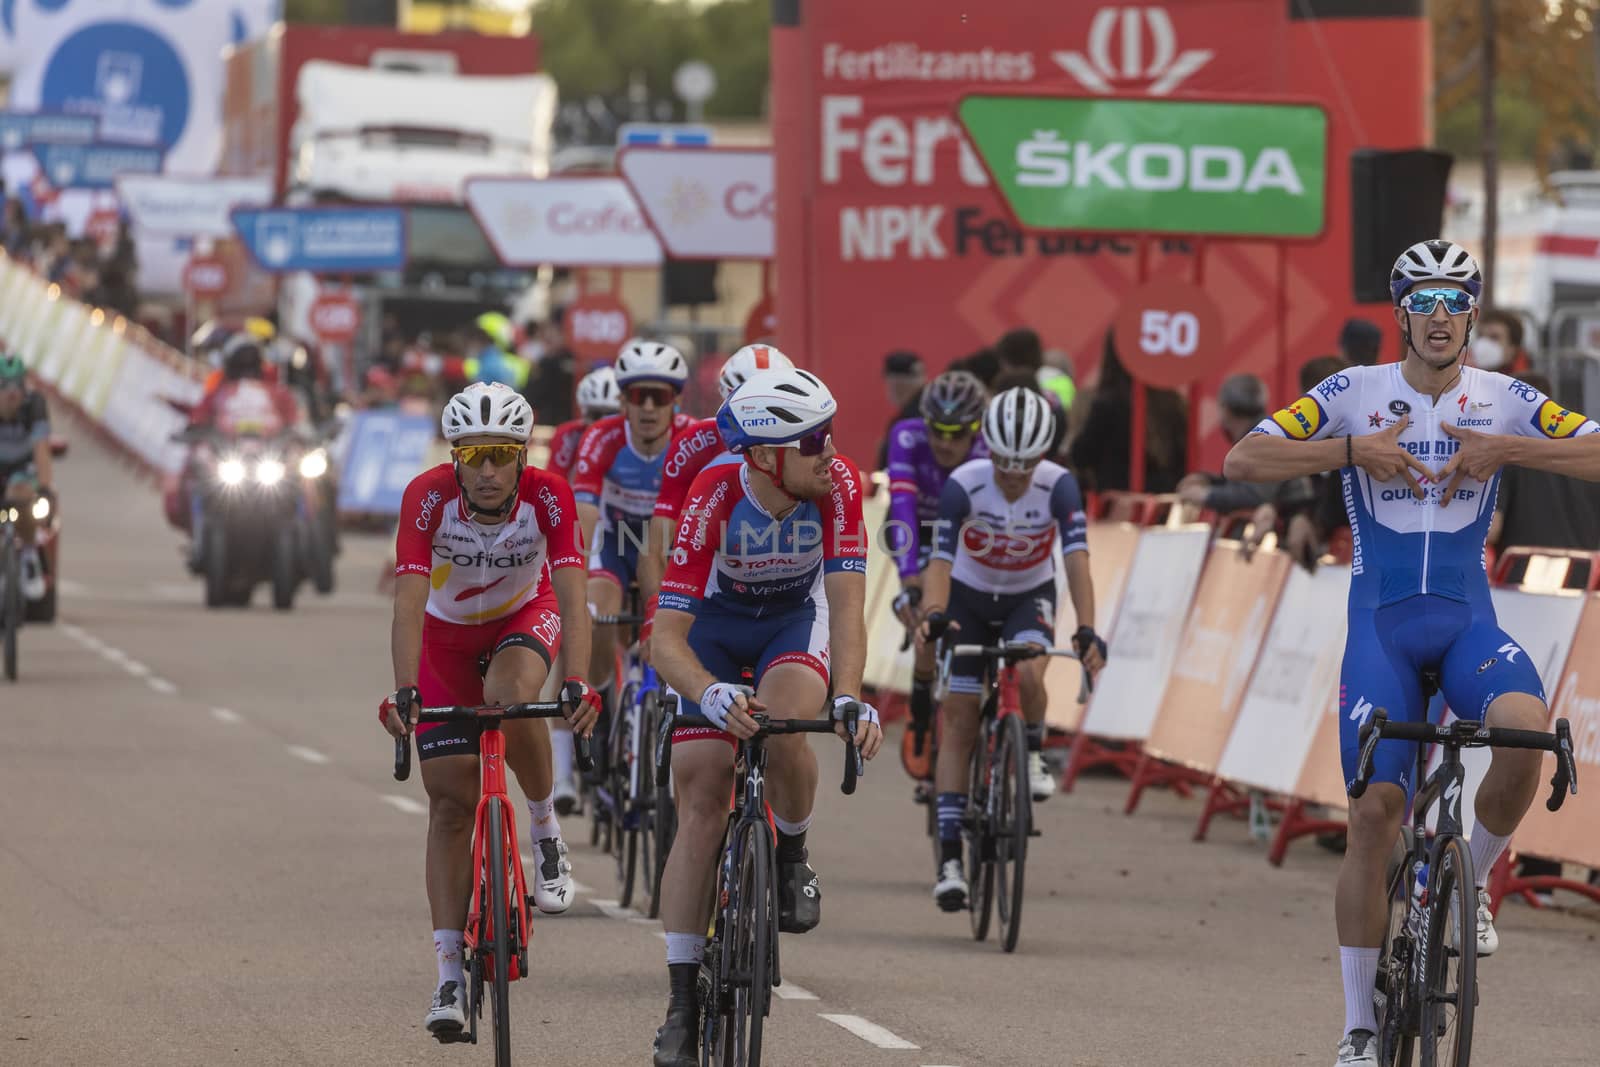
[466,723,531,981]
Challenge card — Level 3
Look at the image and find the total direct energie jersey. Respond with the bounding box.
[395,464,584,625]
[1253,363,1599,608]
[933,458,1088,594]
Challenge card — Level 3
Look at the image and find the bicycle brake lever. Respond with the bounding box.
[1548,720,1578,812]
[841,702,861,796]
[1349,710,1387,800]
[393,734,412,782]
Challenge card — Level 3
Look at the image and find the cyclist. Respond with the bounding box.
[378,381,603,1041]
[884,369,990,790]
[636,343,796,650]
[1223,239,1592,1067]
[649,367,884,1067]
[914,387,1107,912]
[0,352,53,601]
[546,366,620,480]
[571,340,693,782]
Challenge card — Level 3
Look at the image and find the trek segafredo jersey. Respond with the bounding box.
[1253,363,1599,608]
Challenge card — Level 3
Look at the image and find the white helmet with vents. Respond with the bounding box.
[576,365,620,415]
[718,344,795,400]
[441,381,534,443]
[716,367,837,453]
[1390,240,1483,304]
[982,387,1055,465]
[614,338,689,388]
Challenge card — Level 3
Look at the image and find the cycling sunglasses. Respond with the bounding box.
[1401,287,1476,316]
[927,419,980,441]
[625,384,678,408]
[779,423,833,457]
[452,443,524,468]
[992,454,1040,474]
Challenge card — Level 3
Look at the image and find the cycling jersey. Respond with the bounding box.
[654,417,723,520]
[545,417,590,479]
[932,458,1088,595]
[0,390,48,480]
[395,464,583,626]
[885,417,987,578]
[572,411,694,587]
[191,379,299,436]
[1254,364,1589,794]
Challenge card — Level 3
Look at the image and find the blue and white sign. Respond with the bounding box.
[0,0,279,174]
[0,111,98,151]
[232,207,408,274]
[33,142,163,189]
[336,411,437,516]
[617,122,713,148]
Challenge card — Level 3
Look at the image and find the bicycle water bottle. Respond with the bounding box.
[1408,861,1429,940]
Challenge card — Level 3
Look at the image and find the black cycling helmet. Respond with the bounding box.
[0,351,25,386]
[222,338,265,381]
[919,369,988,429]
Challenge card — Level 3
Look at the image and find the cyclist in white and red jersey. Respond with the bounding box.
[545,365,619,480]
[636,343,796,650]
[649,367,884,1067]
[916,388,1106,912]
[378,382,602,1043]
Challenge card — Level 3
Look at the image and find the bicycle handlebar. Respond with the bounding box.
[1349,709,1579,812]
[593,613,647,626]
[668,704,864,796]
[936,640,1092,703]
[391,700,595,783]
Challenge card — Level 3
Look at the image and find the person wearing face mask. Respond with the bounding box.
[1471,308,1532,376]
[1175,373,1314,527]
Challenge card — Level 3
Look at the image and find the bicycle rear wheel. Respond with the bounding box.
[725,819,774,1067]
[2,537,19,682]
[1420,836,1476,1067]
[638,690,661,906]
[613,700,640,909]
[1376,828,1417,1067]
[965,724,995,943]
[650,771,676,920]
[486,798,513,1067]
[995,714,1031,953]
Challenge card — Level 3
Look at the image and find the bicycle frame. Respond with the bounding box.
[465,723,531,980]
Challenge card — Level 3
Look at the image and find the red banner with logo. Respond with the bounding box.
[774,0,1429,468]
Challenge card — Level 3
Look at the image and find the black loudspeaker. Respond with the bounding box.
[663,258,719,307]
[1350,148,1453,304]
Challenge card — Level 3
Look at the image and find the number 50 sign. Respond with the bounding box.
[1112,277,1225,389]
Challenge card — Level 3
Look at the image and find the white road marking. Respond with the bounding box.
[147,677,177,694]
[819,1015,920,1050]
[773,981,818,1001]
[122,660,150,677]
[382,795,426,815]
[210,707,241,724]
[286,745,330,765]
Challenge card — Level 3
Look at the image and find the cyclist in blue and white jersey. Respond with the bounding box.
[914,387,1106,912]
[1225,240,1600,1067]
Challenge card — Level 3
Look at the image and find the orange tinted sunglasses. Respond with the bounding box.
[452,443,524,468]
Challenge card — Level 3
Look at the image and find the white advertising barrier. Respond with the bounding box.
[115,175,273,237]
[1424,588,1586,839]
[99,343,201,475]
[465,177,664,268]
[1215,564,1351,794]
[618,147,774,260]
[862,492,913,693]
[1075,526,1210,741]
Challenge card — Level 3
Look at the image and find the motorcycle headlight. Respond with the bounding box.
[31,495,50,521]
[256,458,287,486]
[218,457,247,486]
[299,449,329,479]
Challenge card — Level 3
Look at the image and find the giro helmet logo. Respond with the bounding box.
[1051,6,1213,97]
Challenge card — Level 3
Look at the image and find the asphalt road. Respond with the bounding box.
[5,425,1599,1067]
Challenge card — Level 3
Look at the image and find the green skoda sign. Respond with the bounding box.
[957,96,1327,239]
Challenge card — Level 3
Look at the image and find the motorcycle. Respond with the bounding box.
[3,437,68,625]
[172,426,336,610]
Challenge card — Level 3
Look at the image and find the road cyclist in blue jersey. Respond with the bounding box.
[1225,239,1600,1067]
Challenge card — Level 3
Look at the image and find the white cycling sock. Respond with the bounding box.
[1468,827,1510,889]
[550,727,575,782]
[528,793,560,842]
[434,929,465,987]
[772,812,812,838]
[665,932,706,966]
[1340,945,1379,1036]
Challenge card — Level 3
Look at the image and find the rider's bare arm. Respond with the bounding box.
[551,566,592,685]
[651,606,717,703]
[823,570,868,704]
[919,557,953,618]
[391,573,428,689]
[1498,433,1600,480]
[1063,551,1095,635]
[1224,432,1347,482]
[31,435,52,490]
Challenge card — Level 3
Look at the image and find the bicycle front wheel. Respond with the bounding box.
[2,537,19,682]
[965,724,995,943]
[1420,836,1476,1067]
[486,798,513,1067]
[1377,828,1417,1067]
[727,819,775,1067]
[995,714,1031,953]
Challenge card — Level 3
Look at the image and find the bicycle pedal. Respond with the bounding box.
[432,1027,472,1045]
[1028,828,1042,838]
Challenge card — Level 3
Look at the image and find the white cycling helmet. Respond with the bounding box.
[1390,240,1483,305]
[441,381,534,443]
[614,337,689,389]
[576,365,620,416]
[718,343,795,400]
[982,387,1055,465]
[716,367,837,453]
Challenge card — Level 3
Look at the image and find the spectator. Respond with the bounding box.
[876,350,927,470]
[1,198,27,257]
[524,310,575,425]
[995,327,1043,374]
[951,346,1000,388]
[1067,330,1187,493]
[1339,317,1384,366]
[1473,308,1533,376]
[1037,348,1077,414]
[1175,374,1313,528]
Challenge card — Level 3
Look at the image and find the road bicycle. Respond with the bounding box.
[1,504,23,682]
[592,610,674,915]
[659,695,862,1067]
[390,690,591,1066]
[936,640,1086,953]
[1350,686,1577,1067]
